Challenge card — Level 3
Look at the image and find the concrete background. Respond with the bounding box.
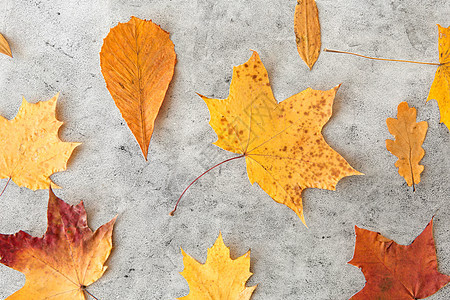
[0,0,449,299]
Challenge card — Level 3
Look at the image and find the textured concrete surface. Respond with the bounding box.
[0,0,449,299]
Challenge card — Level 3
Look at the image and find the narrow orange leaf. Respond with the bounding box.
[179,233,256,300]
[0,33,12,58]
[100,16,177,159]
[0,188,116,299]
[386,102,428,191]
[294,0,321,69]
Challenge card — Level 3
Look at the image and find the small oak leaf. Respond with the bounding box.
[386,101,428,190]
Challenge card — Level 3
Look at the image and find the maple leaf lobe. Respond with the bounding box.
[0,188,116,299]
[201,51,362,225]
[427,25,450,131]
[349,220,450,299]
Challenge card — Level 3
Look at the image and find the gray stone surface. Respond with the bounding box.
[0,0,449,299]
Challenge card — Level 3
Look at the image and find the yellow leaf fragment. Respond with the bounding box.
[201,51,361,225]
[100,16,177,159]
[0,33,12,58]
[294,0,321,69]
[0,94,80,190]
[386,102,428,190]
[179,233,256,300]
[427,24,450,131]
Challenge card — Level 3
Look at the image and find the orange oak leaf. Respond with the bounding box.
[427,24,450,131]
[0,188,116,299]
[349,219,450,300]
[386,102,428,191]
[197,51,361,225]
[294,0,321,69]
[179,233,256,300]
[0,33,12,58]
[100,16,177,160]
[0,94,80,191]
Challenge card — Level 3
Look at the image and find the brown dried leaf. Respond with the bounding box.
[0,33,12,58]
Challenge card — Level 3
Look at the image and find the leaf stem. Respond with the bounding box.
[323,48,442,66]
[83,288,99,300]
[170,154,246,216]
[0,177,11,198]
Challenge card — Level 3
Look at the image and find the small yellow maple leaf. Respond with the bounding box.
[0,94,80,190]
[386,102,428,190]
[179,233,256,300]
[200,51,362,225]
[428,24,450,131]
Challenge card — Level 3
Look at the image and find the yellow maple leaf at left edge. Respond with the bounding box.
[0,94,80,190]
[428,24,450,131]
[200,51,362,225]
[179,233,256,300]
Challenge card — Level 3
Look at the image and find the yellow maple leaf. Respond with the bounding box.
[386,102,428,190]
[179,233,256,300]
[200,51,362,225]
[0,94,80,191]
[427,24,449,130]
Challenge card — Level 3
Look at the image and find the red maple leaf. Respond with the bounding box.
[349,219,450,299]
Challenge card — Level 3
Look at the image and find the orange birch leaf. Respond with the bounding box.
[100,16,177,160]
[0,33,12,58]
[427,24,450,131]
[294,0,321,70]
[199,51,362,225]
[386,101,428,190]
[0,94,80,191]
[349,219,450,299]
[0,188,116,299]
[179,233,256,300]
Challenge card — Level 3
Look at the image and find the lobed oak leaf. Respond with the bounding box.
[0,188,116,299]
[349,219,450,299]
[0,94,80,191]
[428,24,450,131]
[100,16,177,160]
[294,0,321,70]
[199,51,362,225]
[179,233,256,300]
[0,33,12,58]
[386,101,428,190]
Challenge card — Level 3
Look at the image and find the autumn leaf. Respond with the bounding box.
[427,24,450,131]
[386,101,428,191]
[0,33,12,58]
[179,233,256,300]
[0,94,80,191]
[294,0,321,69]
[0,188,116,299]
[349,219,450,299]
[100,16,177,160]
[190,51,361,225]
